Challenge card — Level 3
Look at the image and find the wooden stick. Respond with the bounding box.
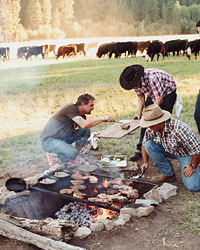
[0,214,85,250]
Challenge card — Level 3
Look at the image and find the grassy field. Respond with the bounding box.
[0,54,200,237]
[0,55,200,169]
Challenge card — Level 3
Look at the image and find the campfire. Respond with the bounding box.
[2,167,156,224]
[0,165,160,249]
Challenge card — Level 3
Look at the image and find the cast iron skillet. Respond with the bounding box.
[5,173,58,192]
[5,174,27,192]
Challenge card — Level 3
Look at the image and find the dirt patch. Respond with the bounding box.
[0,156,199,250]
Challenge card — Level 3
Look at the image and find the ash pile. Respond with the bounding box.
[55,202,97,227]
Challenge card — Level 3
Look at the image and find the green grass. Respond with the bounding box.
[176,193,200,237]
[0,55,200,168]
[0,54,200,235]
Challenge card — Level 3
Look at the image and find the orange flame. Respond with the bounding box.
[91,208,117,222]
[102,178,110,188]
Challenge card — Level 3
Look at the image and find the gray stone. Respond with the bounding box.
[156,182,177,200]
[135,199,159,206]
[118,214,131,223]
[136,206,154,217]
[114,214,131,226]
[120,207,133,216]
[143,189,163,203]
[98,218,115,231]
[90,222,104,232]
[114,218,126,226]
[120,206,154,217]
[74,227,91,239]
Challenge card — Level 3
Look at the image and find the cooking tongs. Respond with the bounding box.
[131,168,145,179]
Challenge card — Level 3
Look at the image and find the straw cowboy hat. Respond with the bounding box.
[119,64,144,90]
[140,104,171,128]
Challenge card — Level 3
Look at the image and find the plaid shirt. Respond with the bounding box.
[143,118,200,156]
[134,68,176,102]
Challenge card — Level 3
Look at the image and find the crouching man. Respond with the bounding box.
[40,93,114,167]
[140,104,200,192]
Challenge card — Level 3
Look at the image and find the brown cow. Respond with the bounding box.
[56,45,76,59]
[44,44,56,56]
[138,40,151,54]
[49,44,56,55]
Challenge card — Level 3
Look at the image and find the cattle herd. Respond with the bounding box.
[0,38,200,62]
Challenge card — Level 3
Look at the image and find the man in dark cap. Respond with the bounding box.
[119,64,177,161]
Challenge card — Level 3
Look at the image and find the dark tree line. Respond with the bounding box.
[0,0,200,42]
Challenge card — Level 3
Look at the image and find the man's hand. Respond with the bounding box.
[141,162,149,173]
[102,116,115,122]
[133,114,141,120]
[183,164,196,177]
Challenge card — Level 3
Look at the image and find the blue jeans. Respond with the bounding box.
[194,89,200,134]
[42,128,90,163]
[144,140,200,192]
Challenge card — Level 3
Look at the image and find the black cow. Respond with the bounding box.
[97,41,138,59]
[111,41,138,58]
[96,42,116,58]
[17,46,29,58]
[186,39,200,60]
[164,39,188,56]
[25,46,45,60]
[0,47,9,61]
[145,41,165,62]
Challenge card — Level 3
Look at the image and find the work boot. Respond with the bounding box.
[151,174,176,183]
[129,152,142,161]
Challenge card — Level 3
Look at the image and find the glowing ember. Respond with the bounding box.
[102,178,110,188]
[91,208,117,222]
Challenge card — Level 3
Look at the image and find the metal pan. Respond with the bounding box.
[5,175,27,192]
[37,175,58,185]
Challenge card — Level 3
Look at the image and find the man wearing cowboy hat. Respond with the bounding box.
[119,64,177,162]
[140,104,200,191]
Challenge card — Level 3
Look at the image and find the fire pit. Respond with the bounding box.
[2,168,156,226]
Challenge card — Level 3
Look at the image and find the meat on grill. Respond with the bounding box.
[40,178,57,184]
[54,172,70,178]
[71,173,85,180]
[59,188,74,195]
[88,176,98,183]
[70,179,84,185]
[73,190,87,199]
[70,184,86,190]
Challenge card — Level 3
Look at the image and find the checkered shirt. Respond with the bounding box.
[134,68,176,102]
[143,118,200,156]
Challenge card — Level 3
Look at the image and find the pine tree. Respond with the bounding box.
[166,0,175,25]
[0,0,10,42]
[40,0,52,26]
[8,0,21,41]
[51,8,60,28]
[26,0,42,30]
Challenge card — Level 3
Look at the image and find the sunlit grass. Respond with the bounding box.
[0,55,200,169]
